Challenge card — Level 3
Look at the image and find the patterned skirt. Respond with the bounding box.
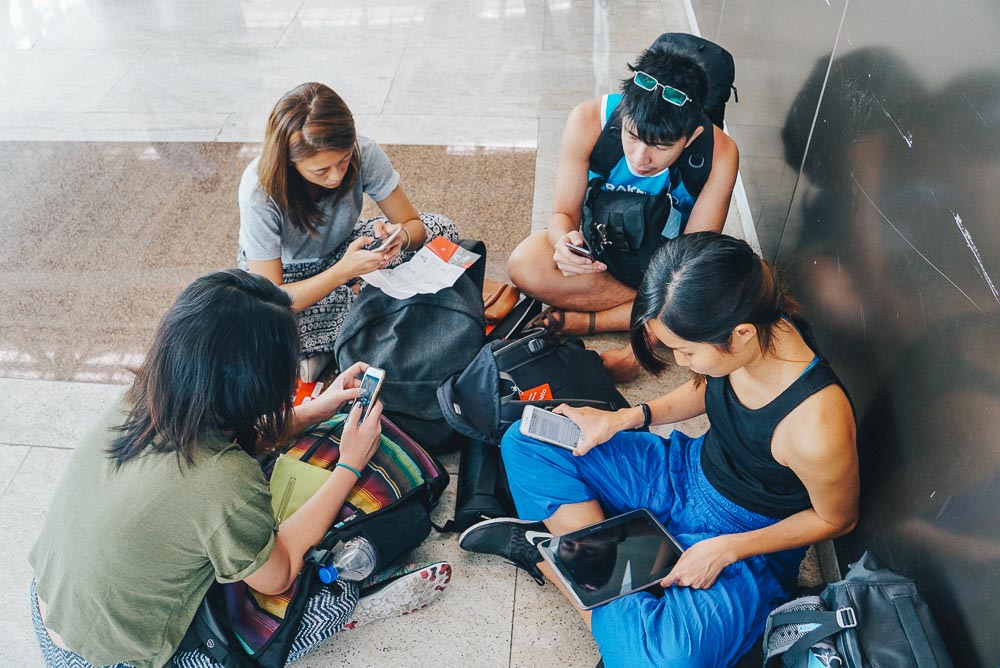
[30,578,359,667]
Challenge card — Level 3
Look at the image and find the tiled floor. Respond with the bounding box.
[0,1,758,666]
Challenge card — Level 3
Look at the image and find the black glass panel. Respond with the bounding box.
[693,1,1000,665]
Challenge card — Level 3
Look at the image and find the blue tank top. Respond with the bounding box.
[588,94,697,237]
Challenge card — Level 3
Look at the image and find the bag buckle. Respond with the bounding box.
[836,607,857,628]
[305,547,331,566]
[594,222,612,253]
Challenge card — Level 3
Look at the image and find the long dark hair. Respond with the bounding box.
[109,270,299,467]
[257,82,361,234]
[630,232,801,379]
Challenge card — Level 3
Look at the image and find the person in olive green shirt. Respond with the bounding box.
[29,270,447,668]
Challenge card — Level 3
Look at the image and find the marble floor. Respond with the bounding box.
[0,1,761,666]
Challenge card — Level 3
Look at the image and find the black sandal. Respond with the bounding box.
[527,308,597,336]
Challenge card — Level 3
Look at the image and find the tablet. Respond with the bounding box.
[536,508,684,610]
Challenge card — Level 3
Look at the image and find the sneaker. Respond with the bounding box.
[359,561,433,593]
[299,352,335,383]
[343,562,451,630]
[458,517,550,585]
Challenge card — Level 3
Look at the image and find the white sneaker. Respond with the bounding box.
[343,562,451,630]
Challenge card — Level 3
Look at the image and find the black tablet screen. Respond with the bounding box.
[538,509,683,608]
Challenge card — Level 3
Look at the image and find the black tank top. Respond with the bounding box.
[700,361,845,519]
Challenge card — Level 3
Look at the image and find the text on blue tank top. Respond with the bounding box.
[588,94,697,238]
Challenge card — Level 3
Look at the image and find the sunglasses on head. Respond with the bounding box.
[633,71,692,107]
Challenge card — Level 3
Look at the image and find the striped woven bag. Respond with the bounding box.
[207,413,449,666]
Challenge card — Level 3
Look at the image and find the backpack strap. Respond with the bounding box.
[770,607,858,668]
[589,104,715,200]
[183,591,259,668]
[676,114,715,198]
[588,105,625,178]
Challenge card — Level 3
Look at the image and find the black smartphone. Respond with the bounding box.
[565,241,593,259]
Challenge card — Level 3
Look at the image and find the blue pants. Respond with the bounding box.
[501,425,804,668]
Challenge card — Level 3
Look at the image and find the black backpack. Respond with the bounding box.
[582,32,737,288]
[763,551,954,668]
[181,415,449,667]
[334,240,487,453]
[437,328,630,445]
[438,329,630,532]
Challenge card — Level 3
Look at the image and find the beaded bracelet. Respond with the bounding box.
[335,462,362,479]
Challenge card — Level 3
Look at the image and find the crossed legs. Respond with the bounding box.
[508,231,641,380]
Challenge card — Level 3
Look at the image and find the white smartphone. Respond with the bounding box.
[357,366,386,423]
[365,226,401,252]
[520,405,582,451]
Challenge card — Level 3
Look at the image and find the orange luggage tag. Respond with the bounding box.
[518,383,552,401]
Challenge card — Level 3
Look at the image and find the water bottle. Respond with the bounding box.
[317,536,378,584]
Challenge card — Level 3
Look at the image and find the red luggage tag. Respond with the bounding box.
[518,383,552,401]
[293,379,325,406]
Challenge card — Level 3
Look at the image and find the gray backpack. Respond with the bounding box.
[334,240,486,453]
[763,551,953,668]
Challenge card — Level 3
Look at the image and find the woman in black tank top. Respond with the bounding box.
[480,232,859,667]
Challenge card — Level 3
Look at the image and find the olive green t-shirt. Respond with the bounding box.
[29,399,276,668]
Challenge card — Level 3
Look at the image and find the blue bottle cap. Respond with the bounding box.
[318,565,338,584]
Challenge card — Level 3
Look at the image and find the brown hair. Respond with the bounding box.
[257,82,361,234]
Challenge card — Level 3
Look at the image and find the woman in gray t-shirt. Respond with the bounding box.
[238,82,458,380]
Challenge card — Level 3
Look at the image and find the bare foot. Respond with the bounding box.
[600,346,641,383]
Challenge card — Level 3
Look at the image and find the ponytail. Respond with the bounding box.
[630,232,800,375]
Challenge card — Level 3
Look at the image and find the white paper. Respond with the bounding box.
[360,246,468,299]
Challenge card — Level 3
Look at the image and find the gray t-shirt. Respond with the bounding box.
[238,136,401,264]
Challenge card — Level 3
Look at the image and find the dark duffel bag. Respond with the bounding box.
[437,328,630,445]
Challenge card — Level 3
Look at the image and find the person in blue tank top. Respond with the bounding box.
[463,233,859,668]
[508,40,739,381]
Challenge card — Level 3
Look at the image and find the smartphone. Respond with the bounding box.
[520,405,582,451]
[565,241,592,259]
[364,227,401,252]
[357,367,386,423]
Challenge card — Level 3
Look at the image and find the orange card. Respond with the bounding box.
[426,236,459,262]
[518,383,552,402]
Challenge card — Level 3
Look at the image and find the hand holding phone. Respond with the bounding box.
[356,366,386,424]
[554,233,604,277]
[520,405,583,451]
[565,240,592,259]
[364,226,402,252]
